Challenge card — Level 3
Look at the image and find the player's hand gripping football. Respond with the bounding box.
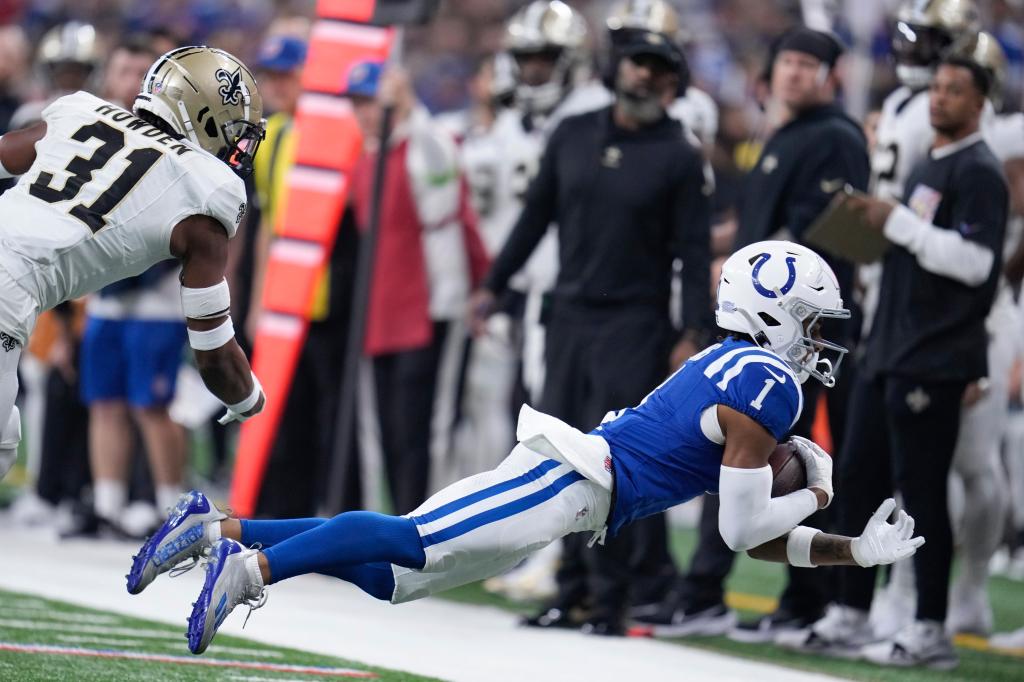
[850,498,926,567]
[788,435,833,508]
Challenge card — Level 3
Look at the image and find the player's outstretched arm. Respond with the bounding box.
[170,215,265,424]
[747,498,925,567]
[0,122,46,177]
[716,405,826,553]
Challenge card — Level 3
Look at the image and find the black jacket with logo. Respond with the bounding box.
[735,103,869,316]
[484,106,712,334]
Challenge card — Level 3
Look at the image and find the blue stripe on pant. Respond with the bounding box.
[419,469,585,548]
[410,458,562,526]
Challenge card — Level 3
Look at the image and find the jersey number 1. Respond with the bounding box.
[750,379,776,411]
[29,121,162,233]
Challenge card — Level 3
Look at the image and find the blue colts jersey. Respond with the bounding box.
[596,338,803,534]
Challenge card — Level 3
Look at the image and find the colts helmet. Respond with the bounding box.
[716,241,851,387]
[503,0,589,116]
[133,46,266,177]
[892,0,979,89]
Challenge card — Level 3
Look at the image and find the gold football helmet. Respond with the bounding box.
[606,0,681,40]
[38,21,99,68]
[964,31,1007,109]
[502,0,589,115]
[892,0,980,88]
[133,46,265,177]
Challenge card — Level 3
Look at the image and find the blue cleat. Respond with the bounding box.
[126,490,228,595]
[187,537,265,655]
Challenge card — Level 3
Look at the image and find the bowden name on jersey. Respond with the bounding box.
[0,91,246,342]
[597,337,802,534]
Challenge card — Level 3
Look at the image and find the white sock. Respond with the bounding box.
[156,484,183,513]
[206,519,222,545]
[93,479,127,521]
[244,552,265,589]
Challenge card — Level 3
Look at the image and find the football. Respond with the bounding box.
[768,442,807,497]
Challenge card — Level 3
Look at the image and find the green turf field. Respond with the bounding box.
[443,525,1024,682]
[0,589,440,682]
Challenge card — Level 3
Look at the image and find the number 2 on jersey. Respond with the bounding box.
[750,379,776,411]
[29,120,162,233]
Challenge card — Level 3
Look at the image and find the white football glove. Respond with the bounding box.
[788,435,833,508]
[850,498,926,567]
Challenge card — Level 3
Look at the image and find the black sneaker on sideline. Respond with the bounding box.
[632,602,738,638]
[728,609,820,643]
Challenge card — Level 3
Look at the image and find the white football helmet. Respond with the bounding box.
[716,241,850,387]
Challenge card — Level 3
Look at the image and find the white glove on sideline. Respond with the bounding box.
[850,498,926,567]
[789,435,833,507]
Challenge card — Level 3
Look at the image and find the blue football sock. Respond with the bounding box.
[262,511,425,596]
[319,562,397,601]
[240,518,326,548]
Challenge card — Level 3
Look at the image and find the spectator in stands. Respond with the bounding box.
[349,62,490,514]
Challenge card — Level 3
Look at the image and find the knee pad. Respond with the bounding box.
[0,405,19,480]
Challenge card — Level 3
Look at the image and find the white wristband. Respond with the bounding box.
[187,317,235,351]
[786,525,819,568]
[181,279,231,320]
[225,372,261,414]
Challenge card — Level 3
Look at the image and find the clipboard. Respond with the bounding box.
[804,185,890,264]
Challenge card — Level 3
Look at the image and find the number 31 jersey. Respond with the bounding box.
[0,91,245,333]
[596,338,803,534]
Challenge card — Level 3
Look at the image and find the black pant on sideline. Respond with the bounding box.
[258,320,354,518]
[542,303,676,621]
[836,371,965,622]
[373,321,450,515]
[35,366,90,506]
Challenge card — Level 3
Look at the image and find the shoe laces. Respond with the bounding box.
[168,556,200,578]
[240,586,267,630]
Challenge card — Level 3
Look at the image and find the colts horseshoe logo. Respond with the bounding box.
[751,253,797,299]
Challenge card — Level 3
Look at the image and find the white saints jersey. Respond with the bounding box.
[871,86,933,201]
[983,110,1024,163]
[0,91,245,340]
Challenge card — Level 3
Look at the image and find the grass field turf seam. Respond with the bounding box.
[0,589,443,682]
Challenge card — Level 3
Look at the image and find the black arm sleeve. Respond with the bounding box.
[482,122,564,295]
[784,133,870,241]
[671,149,713,334]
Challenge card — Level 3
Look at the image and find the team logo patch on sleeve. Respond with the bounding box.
[235,202,246,226]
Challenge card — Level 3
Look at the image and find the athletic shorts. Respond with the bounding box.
[391,443,610,604]
[80,317,186,408]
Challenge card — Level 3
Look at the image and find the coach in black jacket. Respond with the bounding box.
[822,57,1007,668]
[471,27,712,635]
[635,27,870,641]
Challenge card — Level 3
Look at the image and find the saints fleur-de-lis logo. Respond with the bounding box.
[216,67,243,106]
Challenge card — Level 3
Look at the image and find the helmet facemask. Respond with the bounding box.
[217,117,266,178]
[893,21,954,89]
[775,297,850,387]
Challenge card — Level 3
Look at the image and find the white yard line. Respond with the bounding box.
[0,525,846,682]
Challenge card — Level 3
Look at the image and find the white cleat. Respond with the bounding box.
[861,620,958,670]
[776,604,877,659]
[126,490,227,595]
[187,538,266,655]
